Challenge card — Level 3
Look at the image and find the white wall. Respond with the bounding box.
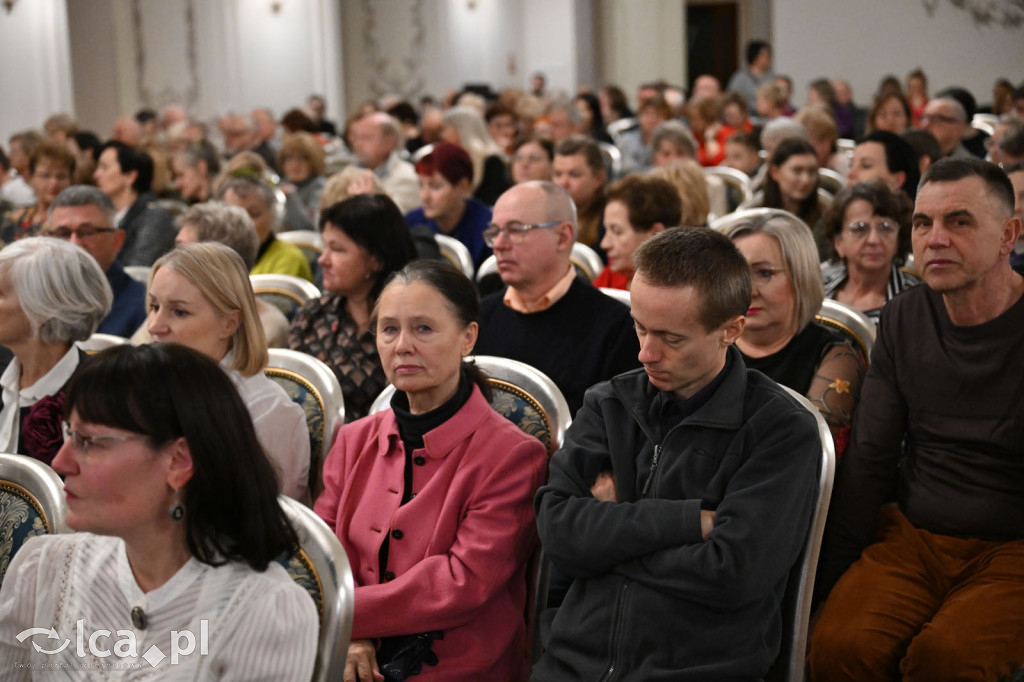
[598,0,686,104]
[774,0,1024,109]
[0,0,73,143]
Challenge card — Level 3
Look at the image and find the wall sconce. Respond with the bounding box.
[271,1,282,13]
[4,0,17,14]
[467,0,478,8]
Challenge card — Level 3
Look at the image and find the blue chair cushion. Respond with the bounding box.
[0,482,50,587]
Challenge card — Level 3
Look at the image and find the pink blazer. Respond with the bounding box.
[315,385,548,681]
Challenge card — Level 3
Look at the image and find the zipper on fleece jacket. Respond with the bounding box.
[599,580,631,682]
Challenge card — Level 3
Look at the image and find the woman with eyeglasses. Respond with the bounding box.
[510,137,554,184]
[822,181,920,323]
[0,343,318,678]
[0,237,111,465]
[723,210,864,456]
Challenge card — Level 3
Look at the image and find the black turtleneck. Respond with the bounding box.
[378,367,474,578]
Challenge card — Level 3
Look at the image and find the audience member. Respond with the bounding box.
[1,141,74,243]
[219,112,277,170]
[0,343,317,678]
[811,157,1024,681]
[997,120,1024,166]
[277,131,326,232]
[67,130,103,185]
[109,116,142,147]
[42,113,76,144]
[1007,161,1024,275]
[937,86,988,159]
[553,136,608,257]
[921,96,973,159]
[724,210,863,454]
[532,227,819,681]
[866,91,911,135]
[598,84,634,127]
[650,120,698,169]
[289,194,417,422]
[902,128,943,178]
[905,67,930,127]
[832,78,866,139]
[0,237,111,464]
[45,186,146,337]
[405,142,492,270]
[822,180,920,321]
[474,181,639,415]
[171,139,220,204]
[617,94,672,175]
[148,242,310,499]
[723,131,763,178]
[594,174,681,290]
[847,130,921,200]
[649,159,713,226]
[691,74,722,100]
[573,92,614,145]
[756,138,828,251]
[307,93,337,136]
[350,112,420,213]
[485,101,518,154]
[172,201,291,347]
[688,96,728,167]
[797,105,850,178]
[727,39,775,111]
[3,131,43,207]
[94,141,177,266]
[217,175,313,281]
[511,136,554,184]
[441,106,512,206]
[316,259,547,682]
[754,81,788,122]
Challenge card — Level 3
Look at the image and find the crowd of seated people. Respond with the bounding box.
[1,56,1023,680]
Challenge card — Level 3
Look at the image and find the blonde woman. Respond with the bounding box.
[147,242,310,499]
[441,106,511,205]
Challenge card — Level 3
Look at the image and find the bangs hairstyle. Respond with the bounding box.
[64,343,298,570]
[318,194,417,302]
[722,209,824,329]
[150,242,268,376]
[0,237,111,344]
[375,259,492,401]
[633,227,751,332]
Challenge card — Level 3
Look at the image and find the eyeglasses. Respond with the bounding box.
[845,220,898,239]
[44,226,116,240]
[920,113,960,125]
[482,220,562,246]
[512,153,547,164]
[62,422,146,454]
[751,266,787,287]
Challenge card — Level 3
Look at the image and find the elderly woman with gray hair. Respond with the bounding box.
[0,237,112,463]
[722,210,864,456]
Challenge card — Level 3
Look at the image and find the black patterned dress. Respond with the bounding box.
[288,294,387,422]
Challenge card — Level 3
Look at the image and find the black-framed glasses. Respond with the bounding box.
[44,226,116,240]
[751,266,787,287]
[482,220,562,246]
[61,422,145,454]
[845,220,898,239]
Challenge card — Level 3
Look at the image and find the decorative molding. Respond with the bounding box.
[131,0,200,108]
[922,0,1024,28]
[361,0,426,99]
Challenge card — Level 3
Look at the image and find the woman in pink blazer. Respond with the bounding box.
[315,260,547,682]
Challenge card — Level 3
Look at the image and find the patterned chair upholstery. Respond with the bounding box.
[265,349,344,501]
[815,299,876,367]
[251,274,321,322]
[766,387,836,682]
[276,496,354,682]
[435,233,475,279]
[0,454,69,588]
[370,355,570,456]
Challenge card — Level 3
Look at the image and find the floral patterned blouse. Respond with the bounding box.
[288,294,387,422]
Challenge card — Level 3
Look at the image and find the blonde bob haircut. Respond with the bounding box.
[721,209,824,330]
[150,242,268,376]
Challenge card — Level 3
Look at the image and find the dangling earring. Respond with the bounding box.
[169,490,185,522]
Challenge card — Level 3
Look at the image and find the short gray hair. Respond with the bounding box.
[0,237,112,344]
[651,120,697,158]
[761,118,808,157]
[932,97,967,124]
[48,185,117,226]
[177,202,260,269]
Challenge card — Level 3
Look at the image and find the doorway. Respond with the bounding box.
[686,3,738,94]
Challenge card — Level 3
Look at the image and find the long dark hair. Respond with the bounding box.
[319,193,417,301]
[375,260,492,401]
[64,343,298,571]
[764,137,821,226]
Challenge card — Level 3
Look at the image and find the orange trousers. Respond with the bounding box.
[808,506,1024,682]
